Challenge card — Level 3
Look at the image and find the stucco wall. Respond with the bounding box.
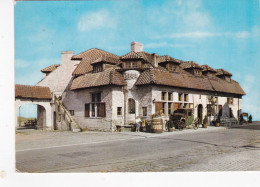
[37,51,80,94]
[62,87,113,131]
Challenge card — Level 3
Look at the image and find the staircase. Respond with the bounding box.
[55,95,81,132]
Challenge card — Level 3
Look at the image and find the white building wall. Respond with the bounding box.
[62,87,114,131]
[37,51,80,95]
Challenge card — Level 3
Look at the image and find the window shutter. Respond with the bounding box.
[85,104,90,117]
[155,102,163,113]
[98,103,106,117]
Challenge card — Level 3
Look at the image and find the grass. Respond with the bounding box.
[17,116,36,122]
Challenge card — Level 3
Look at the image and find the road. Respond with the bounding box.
[16,123,260,172]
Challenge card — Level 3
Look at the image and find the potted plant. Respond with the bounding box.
[203,115,208,128]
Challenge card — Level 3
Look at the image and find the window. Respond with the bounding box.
[227,98,233,105]
[194,70,202,76]
[214,97,218,103]
[161,92,166,100]
[142,107,147,116]
[168,92,172,101]
[69,110,74,116]
[86,92,106,118]
[168,64,176,72]
[189,104,194,108]
[207,104,213,116]
[93,65,103,72]
[125,62,131,68]
[97,103,106,117]
[178,93,182,101]
[85,104,90,117]
[124,61,138,69]
[168,103,172,115]
[162,102,166,114]
[155,102,163,113]
[218,105,222,117]
[117,107,122,116]
[91,103,95,117]
[128,98,135,114]
[184,94,188,102]
[199,95,202,99]
[132,62,138,68]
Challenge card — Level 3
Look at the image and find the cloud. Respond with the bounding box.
[145,42,193,48]
[240,74,260,120]
[78,9,117,32]
[15,58,60,86]
[15,59,30,68]
[154,30,256,39]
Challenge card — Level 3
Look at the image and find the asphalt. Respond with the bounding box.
[16,122,260,172]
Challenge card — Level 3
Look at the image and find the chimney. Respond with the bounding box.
[131,41,143,52]
[152,53,159,67]
[61,51,74,66]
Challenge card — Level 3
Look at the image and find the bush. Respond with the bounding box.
[248,115,252,123]
[185,116,194,127]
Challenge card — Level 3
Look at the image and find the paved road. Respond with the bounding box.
[16,123,260,172]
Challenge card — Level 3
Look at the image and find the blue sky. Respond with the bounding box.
[15,0,260,119]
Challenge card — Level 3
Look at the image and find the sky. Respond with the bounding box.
[14,0,260,120]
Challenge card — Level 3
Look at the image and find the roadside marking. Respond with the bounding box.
[16,136,146,152]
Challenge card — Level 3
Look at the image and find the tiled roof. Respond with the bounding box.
[135,69,245,95]
[216,69,232,76]
[91,56,122,65]
[201,65,217,72]
[70,68,126,90]
[41,64,60,73]
[15,84,52,99]
[121,51,144,60]
[180,61,203,70]
[157,55,182,64]
[72,48,120,75]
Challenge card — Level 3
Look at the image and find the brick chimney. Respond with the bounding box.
[61,51,74,66]
[131,41,143,52]
[152,53,159,67]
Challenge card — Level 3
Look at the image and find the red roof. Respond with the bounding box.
[15,84,52,99]
[70,68,126,90]
[135,69,245,95]
[41,64,60,73]
[72,48,120,75]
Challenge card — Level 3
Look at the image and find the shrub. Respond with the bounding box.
[248,115,252,123]
[185,116,194,127]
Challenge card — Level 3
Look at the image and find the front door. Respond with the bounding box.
[198,104,203,124]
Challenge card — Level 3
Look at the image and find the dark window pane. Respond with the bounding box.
[85,104,90,117]
[128,98,135,114]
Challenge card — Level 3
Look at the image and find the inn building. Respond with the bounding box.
[15,42,245,131]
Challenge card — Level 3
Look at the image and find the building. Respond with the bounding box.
[17,42,245,131]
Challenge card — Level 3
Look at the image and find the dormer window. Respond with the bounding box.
[194,69,202,76]
[168,64,179,72]
[124,61,140,69]
[93,64,103,73]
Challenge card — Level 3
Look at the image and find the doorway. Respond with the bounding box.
[198,104,203,124]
